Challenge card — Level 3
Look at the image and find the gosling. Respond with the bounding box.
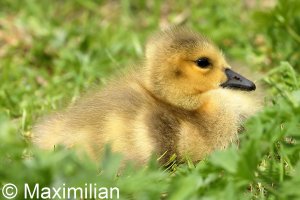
[33,27,259,165]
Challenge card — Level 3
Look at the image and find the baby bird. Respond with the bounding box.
[33,27,259,165]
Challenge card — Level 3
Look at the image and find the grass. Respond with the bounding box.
[1,0,300,199]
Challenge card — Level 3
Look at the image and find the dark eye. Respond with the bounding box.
[196,57,210,68]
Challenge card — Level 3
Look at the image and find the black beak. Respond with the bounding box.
[221,69,256,91]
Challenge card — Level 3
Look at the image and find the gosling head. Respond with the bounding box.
[144,27,255,110]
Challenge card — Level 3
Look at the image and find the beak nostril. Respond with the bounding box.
[233,76,241,81]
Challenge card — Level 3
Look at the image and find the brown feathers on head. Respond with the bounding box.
[144,27,228,110]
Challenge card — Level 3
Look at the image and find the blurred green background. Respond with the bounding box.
[1,0,300,199]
